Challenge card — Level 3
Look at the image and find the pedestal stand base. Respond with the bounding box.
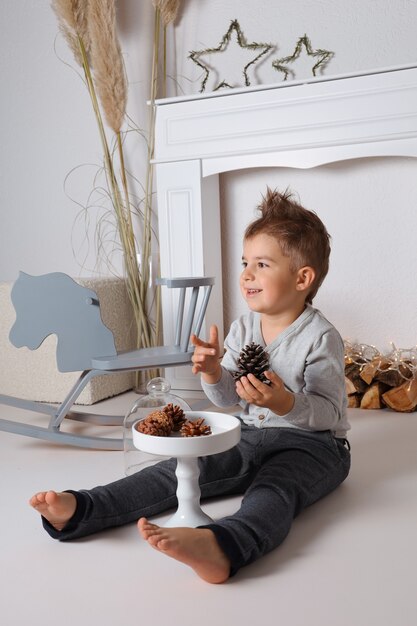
[164,456,213,527]
[132,411,241,528]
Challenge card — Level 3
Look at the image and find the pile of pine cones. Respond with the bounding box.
[136,403,212,437]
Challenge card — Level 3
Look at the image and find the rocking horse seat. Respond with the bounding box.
[91,345,198,370]
[0,272,214,450]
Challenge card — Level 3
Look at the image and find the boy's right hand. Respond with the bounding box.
[191,324,221,382]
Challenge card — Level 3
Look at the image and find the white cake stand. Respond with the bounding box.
[132,411,241,527]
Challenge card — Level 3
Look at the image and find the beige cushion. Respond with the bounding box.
[0,277,136,404]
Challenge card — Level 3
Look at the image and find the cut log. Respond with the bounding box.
[382,378,417,412]
[375,364,412,387]
[345,363,368,394]
[345,362,364,379]
[360,383,385,409]
[359,358,390,385]
[359,361,378,385]
[345,376,357,396]
[347,394,361,408]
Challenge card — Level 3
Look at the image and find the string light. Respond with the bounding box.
[344,340,417,382]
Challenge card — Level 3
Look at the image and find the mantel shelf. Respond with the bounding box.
[154,64,417,171]
[153,62,417,106]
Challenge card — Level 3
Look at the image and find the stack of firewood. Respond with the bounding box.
[345,355,417,412]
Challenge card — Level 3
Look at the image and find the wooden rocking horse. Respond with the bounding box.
[0,271,214,450]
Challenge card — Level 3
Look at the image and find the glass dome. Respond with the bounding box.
[123,377,191,476]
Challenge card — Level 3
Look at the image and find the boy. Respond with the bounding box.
[30,188,350,584]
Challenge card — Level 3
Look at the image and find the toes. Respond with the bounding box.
[138,517,160,541]
[147,534,171,551]
[45,491,58,505]
[29,492,46,507]
[147,534,162,547]
[138,517,148,529]
[138,518,169,547]
[138,518,159,534]
[142,527,162,541]
[154,537,171,551]
[138,517,156,528]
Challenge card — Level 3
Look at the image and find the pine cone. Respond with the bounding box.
[232,342,271,384]
[163,403,186,431]
[136,410,173,436]
[180,418,212,437]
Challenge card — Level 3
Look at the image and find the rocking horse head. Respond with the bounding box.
[9,272,117,372]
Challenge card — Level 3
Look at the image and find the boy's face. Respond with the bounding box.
[240,233,303,316]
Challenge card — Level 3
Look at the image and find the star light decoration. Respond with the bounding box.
[272,34,334,81]
[188,19,273,93]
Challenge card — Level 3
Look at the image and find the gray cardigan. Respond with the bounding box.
[201,305,350,438]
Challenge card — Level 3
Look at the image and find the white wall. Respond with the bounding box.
[1,0,416,350]
[219,161,417,353]
[171,0,417,92]
[0,0,154,281]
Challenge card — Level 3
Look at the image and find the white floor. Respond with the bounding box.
[1,392,417,626]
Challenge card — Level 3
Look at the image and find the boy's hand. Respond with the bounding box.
[191,325,222,383]
[235,370,294,416]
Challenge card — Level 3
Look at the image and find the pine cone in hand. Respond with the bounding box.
[180,418,212,437]
[136,410,173,436]
[163,403,186,431]
[232,342,271,384]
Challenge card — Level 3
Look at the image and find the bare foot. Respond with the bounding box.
[29,491,77,531]
[138,518,231,584]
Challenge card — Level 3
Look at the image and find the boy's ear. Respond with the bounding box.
[296,266,315,292]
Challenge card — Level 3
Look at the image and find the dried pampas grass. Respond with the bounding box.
[51,0,90,65]
[153,0,181,25]
[52,0,127,133]
[87,0,127,133]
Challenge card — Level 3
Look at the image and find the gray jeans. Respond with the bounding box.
[43,424,351,575]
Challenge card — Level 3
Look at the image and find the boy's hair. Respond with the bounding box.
[244,187,331,304]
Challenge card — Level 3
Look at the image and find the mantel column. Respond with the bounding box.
[155,159,222,391]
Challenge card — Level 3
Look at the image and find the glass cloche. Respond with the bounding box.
[123,377,191,476]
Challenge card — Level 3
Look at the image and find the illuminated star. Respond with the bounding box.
[272,34,334,81]
[188,19,273,93]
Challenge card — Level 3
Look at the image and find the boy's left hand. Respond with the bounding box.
[235,370,294,416]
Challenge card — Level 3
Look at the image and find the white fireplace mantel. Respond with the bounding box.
[153,64,417,390]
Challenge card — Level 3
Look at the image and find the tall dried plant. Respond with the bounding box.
[88,0,127,133]
[51,0,164,368]
[52,0,91,63]
[152,0,181,25]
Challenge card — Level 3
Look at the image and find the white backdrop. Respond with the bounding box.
[220,160,417,352]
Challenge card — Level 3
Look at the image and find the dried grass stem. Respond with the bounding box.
[152,0,181,26]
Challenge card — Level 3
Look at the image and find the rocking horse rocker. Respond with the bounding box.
[0,271,214,450]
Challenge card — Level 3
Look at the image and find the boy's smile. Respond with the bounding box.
[245,288,262,296]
